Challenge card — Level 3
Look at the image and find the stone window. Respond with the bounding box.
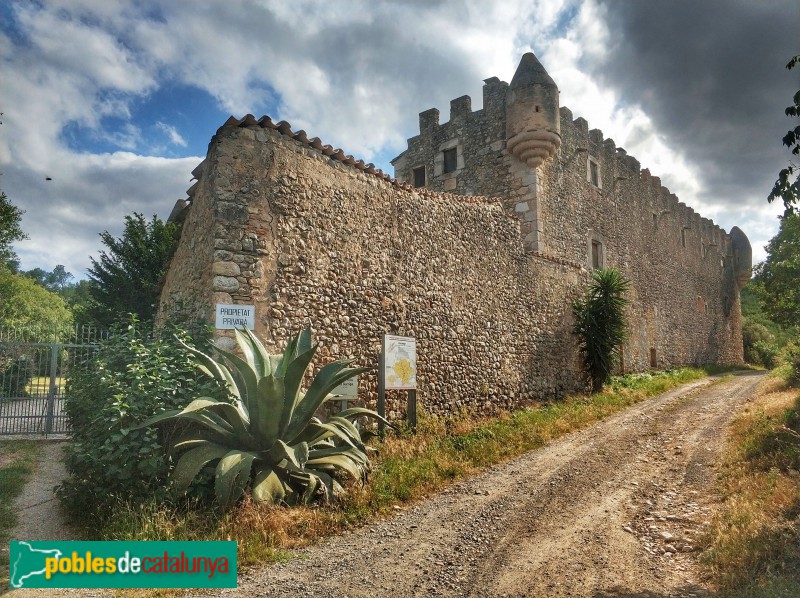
[587,156,601,189]
[443,148,457,174]
[681,228,687,248]
[591,240,602,269]
[649,348,657,368]
[413,166,426,188]
[588,232,605,269]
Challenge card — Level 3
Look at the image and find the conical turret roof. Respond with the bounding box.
[510,52,557,89]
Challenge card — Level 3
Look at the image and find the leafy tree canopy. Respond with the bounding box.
[87,213,178,327]
[768,55,800,214]
[0,191,27,268]
[753,212,800,329]
[24,264,74,293]
[0,264,73,330]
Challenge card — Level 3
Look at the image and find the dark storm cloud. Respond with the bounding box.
[592,0,799,207]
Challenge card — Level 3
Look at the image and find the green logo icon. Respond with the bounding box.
[9,541,237,589]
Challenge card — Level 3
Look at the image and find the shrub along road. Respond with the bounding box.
[213,371,763,598]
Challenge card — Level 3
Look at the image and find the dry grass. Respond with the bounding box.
[701,375,800,598]
[97,366,729,570]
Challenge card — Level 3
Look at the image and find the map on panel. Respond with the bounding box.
[384,335,416,390]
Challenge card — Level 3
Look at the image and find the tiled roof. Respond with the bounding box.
[223,114,400,185]
[188,114,499,206]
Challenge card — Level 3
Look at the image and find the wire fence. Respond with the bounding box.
[0,323,107,435]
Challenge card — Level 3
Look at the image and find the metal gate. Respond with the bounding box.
[0,324,107,436]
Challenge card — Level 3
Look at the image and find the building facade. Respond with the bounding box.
[158,53,751,419]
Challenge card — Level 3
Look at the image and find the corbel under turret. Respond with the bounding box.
[506,52,561,168]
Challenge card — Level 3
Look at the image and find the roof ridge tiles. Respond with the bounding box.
[221,114,499,203]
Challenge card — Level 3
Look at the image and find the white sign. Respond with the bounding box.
[215,304,256,330]
[384,335,417,390]
[332,376,359,398]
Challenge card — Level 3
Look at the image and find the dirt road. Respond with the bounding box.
[218,371,762,598]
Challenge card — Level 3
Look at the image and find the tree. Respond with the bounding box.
[87,213,178,326]
[572,268,631,392]
[0,264,73,330]
[24,264,74,293]
[768,55,800,214]
[0,191,27,267]
[753,212,800,329]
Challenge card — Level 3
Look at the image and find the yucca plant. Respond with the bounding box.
[141,326,388,509]
[572,267,630,392]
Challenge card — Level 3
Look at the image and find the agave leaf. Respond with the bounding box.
[172,442,230,495]
[214,346,259,409]
[176,337,243,405]
[279,343,318,437]
[269,354,283,376]
[336,407,397,429]
[285,362,370,441]
[181,398,254,445]
[172,438,210,453]
[307,445,369,466]
[288,420,360,449]
[286,470,319,505]
[323,418,368,453]
[215,450,257,508]
[252,374,285,447]
[296,326,313,355]
[175,412,240,446]
[311,469,343,502]
[273,334,298,380]
[268,439,309,469]
[306,453,365,480]
[136,408,182,429]
[252,465,288,504]
[235,328,272,378]
[326,416,364,442]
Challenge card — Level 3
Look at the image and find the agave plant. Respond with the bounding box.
[142,326,388,509]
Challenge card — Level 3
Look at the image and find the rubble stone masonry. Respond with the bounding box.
[159,54,749,419]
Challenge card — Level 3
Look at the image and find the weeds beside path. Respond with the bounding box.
[702,374,800,597]
[196,370,763,597]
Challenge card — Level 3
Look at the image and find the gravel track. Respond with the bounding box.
[8,371,763,598]
[216,371,762,598]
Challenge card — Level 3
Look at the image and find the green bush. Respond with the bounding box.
[742,319,781,367]
[58,318,229,521]
[783,342,800,385]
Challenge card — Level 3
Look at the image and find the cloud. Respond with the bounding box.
[0,0,795,280]
[156,122,187,147]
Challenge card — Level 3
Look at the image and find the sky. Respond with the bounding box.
[0,0,798,279]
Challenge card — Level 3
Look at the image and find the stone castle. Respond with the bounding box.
[158,53,751,418]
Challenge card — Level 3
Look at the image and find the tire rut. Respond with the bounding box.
[214,371,762,598]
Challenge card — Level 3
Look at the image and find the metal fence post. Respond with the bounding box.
[44,343,60,435]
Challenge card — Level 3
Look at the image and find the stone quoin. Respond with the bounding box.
[157,52,751,420]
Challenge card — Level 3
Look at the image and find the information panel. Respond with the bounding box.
[383,335,417,390]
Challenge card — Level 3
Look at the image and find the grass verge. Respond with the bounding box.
[94,366,732,570]
[0,440,43,588]
[700,373,800,597]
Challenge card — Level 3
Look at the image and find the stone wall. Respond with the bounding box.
[393,79,745,372]
[159,57,746,418]
[159,122,590,418]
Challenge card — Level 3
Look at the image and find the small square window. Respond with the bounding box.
[413,166,426,188]
[443,148,457,174]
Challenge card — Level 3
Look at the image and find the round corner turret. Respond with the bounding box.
[729,226,752,288]
[505,53,561,168]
